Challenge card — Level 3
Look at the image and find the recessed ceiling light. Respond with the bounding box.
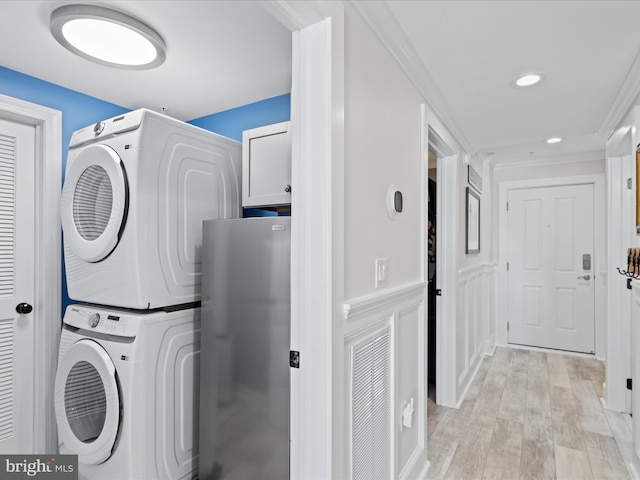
[50,5,166,70]
[546,137,562,144]
[510,72,546,88]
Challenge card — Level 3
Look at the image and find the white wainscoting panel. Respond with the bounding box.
[487,263,499,356]
[456,264,497,404]
[343,281,429,480]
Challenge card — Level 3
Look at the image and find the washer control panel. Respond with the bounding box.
[65,305,140,338]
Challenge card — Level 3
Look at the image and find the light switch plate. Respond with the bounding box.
[375,258,389,288]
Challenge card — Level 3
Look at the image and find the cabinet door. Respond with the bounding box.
[242,121,291,207]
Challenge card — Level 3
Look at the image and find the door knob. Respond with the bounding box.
[577,274,591,281]
[15,303,33,314]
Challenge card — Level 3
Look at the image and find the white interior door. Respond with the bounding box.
[507,183,595,353]
[0,117,36,452]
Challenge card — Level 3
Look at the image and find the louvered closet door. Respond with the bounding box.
[0,118,36,453]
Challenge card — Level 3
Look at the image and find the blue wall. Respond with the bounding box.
[0,66,129,317]
[0,66,130,179]
[189,93,290,141]
[0,65,290,318]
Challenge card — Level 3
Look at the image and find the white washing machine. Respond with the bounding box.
[61,108,241,309]
[54,304,201,480]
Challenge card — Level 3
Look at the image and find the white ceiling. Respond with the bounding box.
[369,0,640,163]
[1,1,640,164]
[0,1,293,121]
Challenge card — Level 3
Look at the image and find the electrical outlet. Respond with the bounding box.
[375,258,389,288]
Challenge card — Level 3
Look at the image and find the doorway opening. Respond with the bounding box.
[421,102,461,407]
[427,149,437,394]
[425,121,457,407]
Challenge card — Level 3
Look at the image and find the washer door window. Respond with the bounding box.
[61,144,128,263]
[55,339,121,465]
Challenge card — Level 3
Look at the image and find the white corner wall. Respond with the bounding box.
[288,3,500,476]
[604,107,639,414]
[281,1,493,477]
[342,5,428,479]
[453,155,497,404]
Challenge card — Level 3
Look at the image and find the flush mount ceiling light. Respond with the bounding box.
[546,137,563,144]
[510,72,546,88]
[50,4,166,69]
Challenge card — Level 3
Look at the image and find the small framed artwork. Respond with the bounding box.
[468,165,482,193]
[466,187,480,254]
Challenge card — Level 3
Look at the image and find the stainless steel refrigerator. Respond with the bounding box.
[198,216,291,480]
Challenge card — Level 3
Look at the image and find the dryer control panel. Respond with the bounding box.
[69,109,145,148]
[64,305,141,338]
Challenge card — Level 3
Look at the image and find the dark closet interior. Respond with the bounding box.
[428,176,437,386]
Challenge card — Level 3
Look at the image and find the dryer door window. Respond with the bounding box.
[55,339,121,465]
[61,144,128,263]
[73,165,114,241]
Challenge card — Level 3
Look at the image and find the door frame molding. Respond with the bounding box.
[497,173,606,357]
[422,106,460,408]
[604,124,634,413]
[0,94,61,453]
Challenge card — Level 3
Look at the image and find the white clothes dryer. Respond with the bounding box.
[54,304,201,480]
[61,108,241,309]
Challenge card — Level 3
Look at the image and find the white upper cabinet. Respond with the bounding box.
[242,121,291,207]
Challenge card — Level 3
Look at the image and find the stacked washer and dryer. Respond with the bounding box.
[54,109,241,480]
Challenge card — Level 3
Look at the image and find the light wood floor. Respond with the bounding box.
[427,347,631,480]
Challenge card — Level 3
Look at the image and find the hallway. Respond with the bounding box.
[427,348,631,479]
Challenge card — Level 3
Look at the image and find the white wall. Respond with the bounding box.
[493,157,605,234]
[343,7,422,301]
[328,3,504,474]
[341,5,428,479]
[604,107,637,414]
[459,156,490,269]
[482,159,497,353]
[493,157,605,247]
[453,154,497,403]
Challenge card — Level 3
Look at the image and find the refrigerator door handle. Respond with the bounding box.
[290,350,300,368]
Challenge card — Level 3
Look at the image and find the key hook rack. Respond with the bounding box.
[619,248,640,280]
[617,267,640,279]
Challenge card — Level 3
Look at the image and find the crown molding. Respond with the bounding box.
[493,149,604,170]
[261,0,343,31]
[598,47,640,141]
[350,1,477,156]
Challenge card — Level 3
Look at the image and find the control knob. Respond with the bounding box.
[87,313,101,328]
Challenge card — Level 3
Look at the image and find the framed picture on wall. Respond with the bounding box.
[466,187,480,254]
[468,165,482,193]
